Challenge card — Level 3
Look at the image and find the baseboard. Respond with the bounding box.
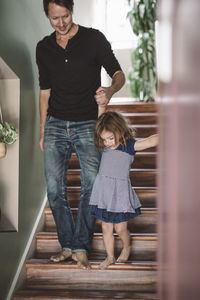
[6,195,48,300]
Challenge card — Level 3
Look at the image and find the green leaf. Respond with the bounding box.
[0,121,18,144]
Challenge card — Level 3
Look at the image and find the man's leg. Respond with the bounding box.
[70,120,101,268]
[43,116,74,261]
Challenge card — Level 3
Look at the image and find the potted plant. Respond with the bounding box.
[0,121,18,158]
[127,0,157,102]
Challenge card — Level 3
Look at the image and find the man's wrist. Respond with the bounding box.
[108,86,115,99]
[40,127,45,137]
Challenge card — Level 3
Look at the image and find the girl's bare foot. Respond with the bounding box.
[99,256,115,269]
[116,246,131,263]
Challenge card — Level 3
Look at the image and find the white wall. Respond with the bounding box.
[74,0,132,98]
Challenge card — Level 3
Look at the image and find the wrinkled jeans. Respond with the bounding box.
[44,116,101,252]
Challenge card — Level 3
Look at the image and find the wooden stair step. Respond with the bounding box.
[35,232,157,261]
[67,169,157,187]
[13,289,157,299]
[67,187,157,208]
[69,152,157,170]
[45,208,157,233]
[122,113,158,125]
[25,259,157,292]
[132,153,157,169]
[13,102,159,300]
[130,125,158,138]
[107,101,158,113]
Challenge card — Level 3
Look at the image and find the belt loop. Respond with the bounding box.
[66,121,70,136]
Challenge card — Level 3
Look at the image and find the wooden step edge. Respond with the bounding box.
[13,289,157,300]
[71,151,158,156]
[135,152,158,155]
[67,186,157,191]
[130,125,158,128]
[14,290,157,300]
[45,208,158,215]
[26,259,157,271]
[123,112,159,116]
[36,232,157,241]
[71,152,158,157]
[130,169,158,172]
[67,168,158,173]
[108,99,159,107]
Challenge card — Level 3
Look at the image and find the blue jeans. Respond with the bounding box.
[43,116,101,252]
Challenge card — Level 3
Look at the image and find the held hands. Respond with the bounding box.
[95,71,125,116]
[95,86,113,107]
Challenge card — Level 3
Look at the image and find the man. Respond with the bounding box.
[36,0,125,269]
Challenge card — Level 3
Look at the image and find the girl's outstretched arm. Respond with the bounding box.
[134,134,159,152]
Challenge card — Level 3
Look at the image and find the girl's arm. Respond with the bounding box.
[134,134,159,152]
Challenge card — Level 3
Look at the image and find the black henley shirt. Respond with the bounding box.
[36,25,122,121]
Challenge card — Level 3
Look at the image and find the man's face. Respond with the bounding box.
[48,2,73,36]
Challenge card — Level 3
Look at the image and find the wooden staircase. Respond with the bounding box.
[13,102,158,300]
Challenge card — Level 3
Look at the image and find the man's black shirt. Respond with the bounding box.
[36,25,122,121]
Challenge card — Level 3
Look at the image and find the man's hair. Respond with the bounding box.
[43,0,74,16]
[94,111,136,151]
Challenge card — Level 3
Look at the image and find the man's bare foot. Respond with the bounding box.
[72,253,78,262]
[50,249,72,262]
[73,251,91,269]
[99,256,115,269]
[116,246,131,263]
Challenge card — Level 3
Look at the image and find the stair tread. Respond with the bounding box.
[13,102,158,299]
[109,99,158,104]
[69,152,157,169]
[36,232,157,240]
[130,124,158,128]
[66,188,157,208]
[45,208,157,233]
[67,169,158,172]
[67,186,157,190]
[26,259,157,271]
[45,207,157,215]
[123,113,158,116]
[14,289,157,299]
[107,100,159,112]
[66,169,157,187]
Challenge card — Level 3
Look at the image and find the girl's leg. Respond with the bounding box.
[114,221,131,262]
[100,221,115,269]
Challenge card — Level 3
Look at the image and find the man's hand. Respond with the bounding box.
[95,86,113,106]
[95,71,125,107]
[39,134,44,152]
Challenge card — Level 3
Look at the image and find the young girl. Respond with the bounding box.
[89,111,158,269]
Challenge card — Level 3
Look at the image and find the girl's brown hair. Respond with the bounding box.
[95,111,135,151]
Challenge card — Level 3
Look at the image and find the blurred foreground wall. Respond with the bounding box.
[158,1,200,300]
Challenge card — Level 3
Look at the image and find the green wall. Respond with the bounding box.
[0,1,52,299]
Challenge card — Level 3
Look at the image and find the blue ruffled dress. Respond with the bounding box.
[89,139,141,223]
